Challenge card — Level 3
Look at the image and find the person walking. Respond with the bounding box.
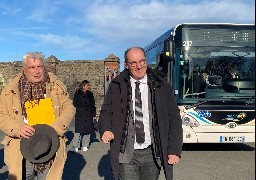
[0,51,76,180]
[98,47,183,180]
[72,80,96,152]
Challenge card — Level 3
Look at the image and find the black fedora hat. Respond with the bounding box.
[20,124,60,164]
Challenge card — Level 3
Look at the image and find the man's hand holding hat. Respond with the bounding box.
[20,124,35,139]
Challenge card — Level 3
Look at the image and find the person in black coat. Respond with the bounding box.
[72,80,96,152]
[99,47,183,180]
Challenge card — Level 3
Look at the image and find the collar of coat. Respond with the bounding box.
[112,66,167,88]
[4,72,67,95]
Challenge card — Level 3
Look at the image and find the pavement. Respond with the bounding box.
[2,121,253,180]
[0,121,166,180]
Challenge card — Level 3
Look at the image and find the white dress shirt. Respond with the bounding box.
[130,75,151,149]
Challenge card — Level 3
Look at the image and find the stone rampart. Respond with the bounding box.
[0,54,120,116]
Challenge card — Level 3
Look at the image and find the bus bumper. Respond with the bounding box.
[183,126,255,143]
[196,133,255,143]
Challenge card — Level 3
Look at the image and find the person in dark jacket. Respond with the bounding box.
[98,47,183,180]
[72,80,96,152]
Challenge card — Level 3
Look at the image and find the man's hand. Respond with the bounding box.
[168,154,180,165]
[20,124,35,139]
[101,131,114,144]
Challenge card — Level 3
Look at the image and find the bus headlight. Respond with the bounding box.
[182,115,200,127]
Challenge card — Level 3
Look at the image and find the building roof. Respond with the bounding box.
[45,55,59,63]
[105,53,120,62]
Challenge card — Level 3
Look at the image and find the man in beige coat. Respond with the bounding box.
[0,52,76,180]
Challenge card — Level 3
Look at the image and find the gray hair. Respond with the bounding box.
[22,52,45,66]
[124,47,146,62]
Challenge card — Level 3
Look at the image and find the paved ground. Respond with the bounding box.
[64,123,166,179]
[0,121,255,180]
[0,122,165,180]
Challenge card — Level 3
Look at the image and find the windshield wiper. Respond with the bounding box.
[217,96,255,102]
[230,97,255,104]
[183,92,206,99]
[185,100,209,110]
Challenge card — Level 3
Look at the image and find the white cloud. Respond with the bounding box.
[35,34,90,49]
[0,27,48,31]
[78,0,255,45]
[27,2,58,22]
[0,4,21,16]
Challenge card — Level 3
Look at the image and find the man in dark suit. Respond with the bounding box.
[99,47,183,180]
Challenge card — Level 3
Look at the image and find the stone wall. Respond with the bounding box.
[56,60,106,115]
[0,61,22,90]
[0,54,120,116]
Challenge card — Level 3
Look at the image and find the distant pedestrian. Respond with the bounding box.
[72,80,96,152]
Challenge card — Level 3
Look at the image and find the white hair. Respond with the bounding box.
[22,52,45,66]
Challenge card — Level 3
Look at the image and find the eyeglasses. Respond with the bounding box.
[26,65,44,71]
[126,59,146,67]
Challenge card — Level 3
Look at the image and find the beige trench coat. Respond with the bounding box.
[0,72,76,180]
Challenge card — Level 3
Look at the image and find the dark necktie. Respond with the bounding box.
[135,81,145,144]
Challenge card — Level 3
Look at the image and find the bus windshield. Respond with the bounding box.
[179,46,255,99]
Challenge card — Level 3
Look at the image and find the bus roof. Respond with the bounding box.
[173,23,255,35]
[144,23,255,51]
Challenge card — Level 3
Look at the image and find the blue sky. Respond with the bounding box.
[0,0,255,70]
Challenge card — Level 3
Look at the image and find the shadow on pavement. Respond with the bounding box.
[62,151,87,180]
[65,130,74,146]
[90,131,100,144]
[0,148,8,180]
[98,150,114,180]
[0,170,7,179]
[63,130,87,179]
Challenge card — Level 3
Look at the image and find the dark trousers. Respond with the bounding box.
[119,146,160,180]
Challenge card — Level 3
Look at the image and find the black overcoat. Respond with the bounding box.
[73,90,96,134]
[99,67,183,180]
